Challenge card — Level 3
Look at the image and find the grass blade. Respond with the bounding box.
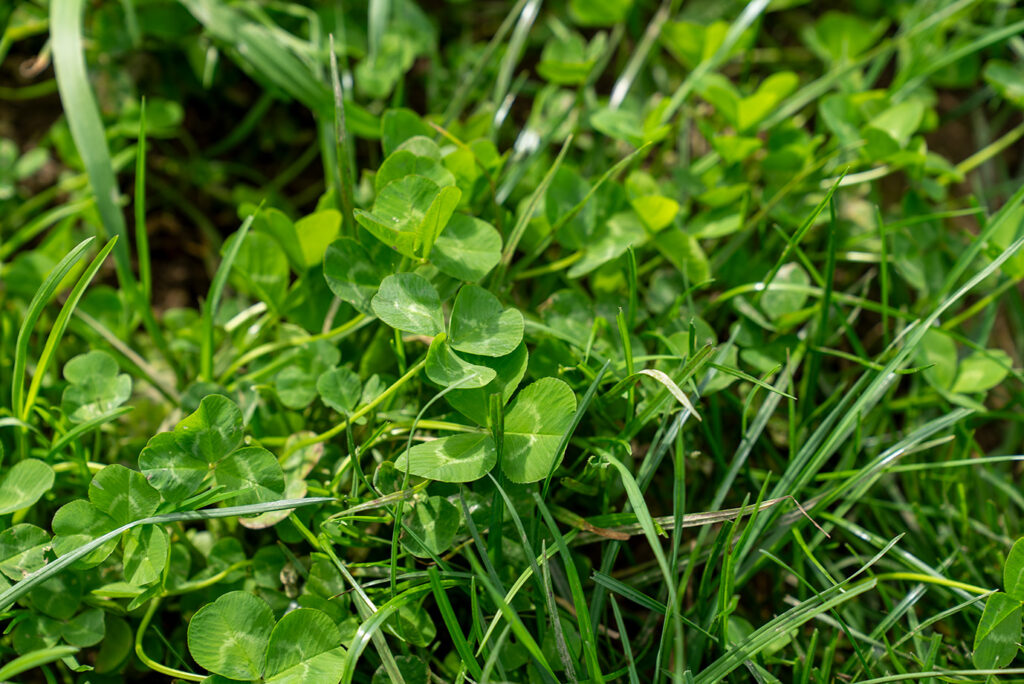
[0,497,333,612]
[428,567,484,680]
[50,0,131,283]
[11,237,94,422]
[200,210,257,381]
[134,97,151,303]
[21,237,117,421]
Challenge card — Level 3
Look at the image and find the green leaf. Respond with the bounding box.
[951,350,1012,394]
[984,60,1024,108]
[418,185,462,260]
[973,591,1022,669]
[377,137,456,191]
[88,464,160,525]
[381,108,434,156]
[356,175,443,259]
[11,613,61,654]
[448,285,524,357]
[323,237,395,315]
[317,367,362,414]
[395,433,496,483]
[372,655,428,684]
[1005,538,1024,602]
[425,334,497,389]
[761,262,810,319]
[386,602,437,647]
[589,108,647,147]
[446,342,528,425]
[255,208,306,274]
[501,378,578,483]
[0,459,54,515]
[187,591,274,681]
[402,495,460,557]
[537,32,603,85]
[50,500,118,568]
[568,211,648,278]
[371,273,444,337]
[295,210,342,271]
[139,395,248,501]
[175,394,245,464]
[60,350,131,423]
[630,196,678,233]
[122,525,169,585]
[28,572,81,621]
[264,609,347,684]
[138,432,207,502]
[226,230,290,310]
[214,447,286,506]
[61,607,105,647]
[916,329,957,390]
[431,214,502,282]
[801,12,889,64]
[0,525,50,581]
[94,617,132,673]
[570,0,633,27]
[661,20,748,69]
[737,72,799,132]
[863,100,924,157]
[274,341,341,410]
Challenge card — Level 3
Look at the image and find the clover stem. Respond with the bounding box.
[281,358,426,460]
[135,597,205,682]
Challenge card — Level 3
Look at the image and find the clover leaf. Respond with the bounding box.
[317,366,362,414]
[50,500,118,568]
[425,334,496,389]
[50,464,162,572]
[501,378,577,483]
[88,464,160,525]
[60,351,131,423]
[187,591,345,683]
[376,136,456,191]
[323,237,397,315]
[225,230,290,311]
[188,591,274,680]
[951,350,1012,394]
[395,433,496,483]
[122,526,169,586]
[371,273,445,337]
[396,377,576,484]
[274,340,341,410]
[431,214,502,282]
[448,285,524,357]
[401,495,460,557]
[0,524,50,583]
[0,459,54,515]
[175,394,244,462]
[446,342,529,426]
[139,395,284,504]
[973,592,1021,669]
[355,175,460,260]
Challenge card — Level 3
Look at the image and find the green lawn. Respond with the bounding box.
[1,0,1024,681]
